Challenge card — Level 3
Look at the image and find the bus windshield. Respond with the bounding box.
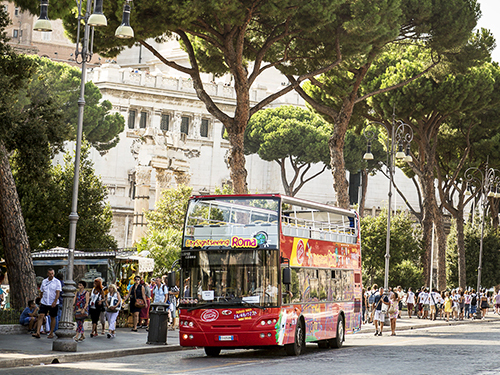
[183,197,280,250]
[180,248,279,308]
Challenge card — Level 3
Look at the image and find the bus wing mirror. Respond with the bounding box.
[168,271,177,288]
[283,267,291,285]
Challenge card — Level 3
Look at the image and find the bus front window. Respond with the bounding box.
[180,249,279,308]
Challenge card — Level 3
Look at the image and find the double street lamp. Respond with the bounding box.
[465,161,500,295]
[34,0,134,352]
[363,115,413,292]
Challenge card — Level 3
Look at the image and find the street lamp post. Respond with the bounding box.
[34,0,133,352]
[363,114,413,293]
[464,161,500,295]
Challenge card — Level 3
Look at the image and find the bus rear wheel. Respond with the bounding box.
[285,319,305,356]
[204,347,221,357]
[329,315,344,349]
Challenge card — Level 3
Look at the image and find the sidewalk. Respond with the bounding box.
[0,327,187,369]
[358,312,498,334]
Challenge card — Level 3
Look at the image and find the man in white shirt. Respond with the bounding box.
[420,288,429,319]
[34,268,61,339]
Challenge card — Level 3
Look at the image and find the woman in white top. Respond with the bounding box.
[105,284,122,339]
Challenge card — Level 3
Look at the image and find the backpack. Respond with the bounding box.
[471,294,477,305]
[368,292,376,305]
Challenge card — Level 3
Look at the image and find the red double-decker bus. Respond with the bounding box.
[178,194,362,356]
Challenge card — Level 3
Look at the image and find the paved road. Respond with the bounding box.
[3,320,500,375]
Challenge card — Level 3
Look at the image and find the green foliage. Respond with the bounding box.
[361,210,423,289]
[145,185,193,232]
[245,106,330,196]
[447,218,500,289]
[22,56,125,152]
[137,228,183,276]
[40,142,117,250]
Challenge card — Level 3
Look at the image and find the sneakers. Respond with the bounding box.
[374,331,379,336]
[107,333,111,339]
[378,332,383,336]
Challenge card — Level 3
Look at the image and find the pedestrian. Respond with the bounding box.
[396,286,404,318]
[451,290,459,320]
[470,289,478,319]
[361,288,367,324]
[493,290,500,314]
[105,284,121,339]
[373,287,389,336]
[480,289,489,319]
[152,278,169,304]
[139,279,151,329]
[389,292,399,336]
[124,275,146,332]
[464,290,471,319]
[73,281,89,342]
[168,279,180,330]
[458,289,465,320]
[368,284,378,323]
[429,288,439,320]
[444,292,452,322]
[19,300,39,332]
[89,278,105,337]
[98,279,107,335]
[406,287,415,318]
[54,272,64,332]
[33,268,62,339]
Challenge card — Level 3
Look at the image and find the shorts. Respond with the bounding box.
[430,305,436,313]
[374,310,385,322]
[20,317,33,325]
[39,304,58,318]
[423,304,430,311]
[407,303,414,311]
[496,303,500,309]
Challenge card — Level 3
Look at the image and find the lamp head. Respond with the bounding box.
[395,143,405,159]
[363,142,374,160]
[88,0,107,27]
[33,0,52,32]
[115,1,134,39]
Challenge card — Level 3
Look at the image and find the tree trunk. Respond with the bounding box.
[329,109,354,210]
[359,169,368,218]
[489,197,499,229]
[226,131,248,194]
[0,142,37,310]
[434,207,447,290]
[456,203,466,288]
[419,163,438,288]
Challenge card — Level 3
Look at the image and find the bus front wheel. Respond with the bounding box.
[285,319,305,356]
[204,347,221,357]
[329,315,344,349]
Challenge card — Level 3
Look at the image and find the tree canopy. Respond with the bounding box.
[245,106,330,196]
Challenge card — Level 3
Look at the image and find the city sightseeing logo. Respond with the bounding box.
[296,239,305,265]
[201,309,219,322]
[231,236,258,248]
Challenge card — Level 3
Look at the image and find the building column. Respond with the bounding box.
[155,168,174,203]
[132,165,152,244]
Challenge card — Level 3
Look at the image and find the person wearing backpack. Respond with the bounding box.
[368,284,378,323]
[152,278,169,304]
[373,287,390,336]
[470,289,478,319]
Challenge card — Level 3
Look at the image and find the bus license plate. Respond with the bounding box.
[219,335,234,341]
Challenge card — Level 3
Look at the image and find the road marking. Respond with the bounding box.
[170,360,261,374]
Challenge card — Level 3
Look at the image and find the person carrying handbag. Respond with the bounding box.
[89,278,104,338]
[373,287,390,336]
[105,284,122,339]
[124,275,146,332]
[73,281,89,342]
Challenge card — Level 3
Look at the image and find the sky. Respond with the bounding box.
[477,0,500,63]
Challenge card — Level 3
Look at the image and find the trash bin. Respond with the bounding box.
[147,303,169,345]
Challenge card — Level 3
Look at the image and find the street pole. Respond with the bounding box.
[363,114,413,295]
[35,0,109,352]
[465,160,500,299]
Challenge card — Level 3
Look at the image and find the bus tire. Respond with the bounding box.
[329,315,344,349]
[285,319,305,356]
[204,347,221,357]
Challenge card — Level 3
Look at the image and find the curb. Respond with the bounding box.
[358,316,493,334]
[0,343,193,369]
